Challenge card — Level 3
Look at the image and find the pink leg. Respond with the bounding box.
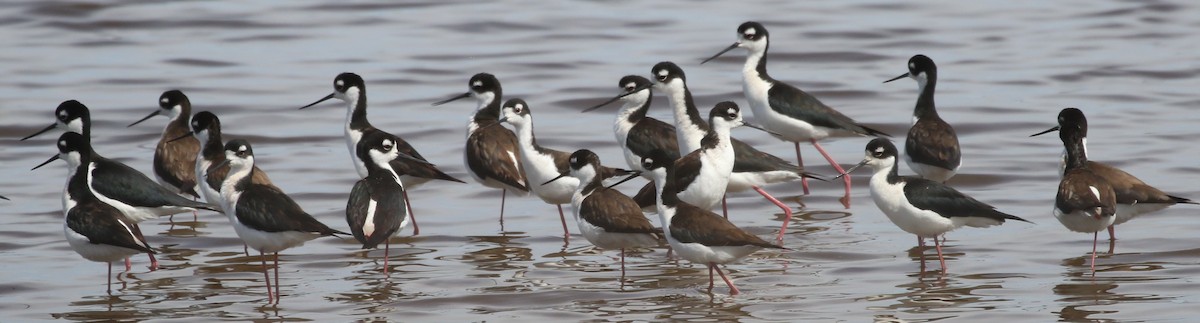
[1090,232,1098,275]
[794,142,810,195]
[125,257,132,272]
[384,241,391,276]
[934,234,947,272]
[721,196,729,219]
[147,252,158,271]
[273,253,281,302]
[665,246,675,260]
[917,235,925,247]
[404,190,419,236]
[753,186,793,243]
[557,204,569,238]
[810,139,851,209]
[713,264,740,295]
[260,251,273,303]
[1106,225,1115,241]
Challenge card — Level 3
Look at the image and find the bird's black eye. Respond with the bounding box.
[624,86,635,92]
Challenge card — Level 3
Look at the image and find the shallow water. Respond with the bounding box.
[2,0,1199,321]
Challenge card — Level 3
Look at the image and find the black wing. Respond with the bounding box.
[670,152,703,195]
[465,122,529,192]
[767,82,889,137]
[383,130,465,183]
[237,184,346,235]
[92,155,216,211]
[729,138,818,179]
[626,118,681,162]
[66,202,155,254]
[346,176,407,249]
[903,177,1029,223]
[905,117,961,170]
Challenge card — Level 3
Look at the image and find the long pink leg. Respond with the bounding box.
[274,253,281,302]
[193,197,199,222]
[917,235,925,247]
[125,258,132,271]
[130,223,158,270]
[794,142,810,195]
[557,204,569,238]
[714,264,740,295]
[721,196,729,219]
[260,251,273,303]
[810,139,851,209]
[1106,225,1116,241]
[753,186,794,243]
[934,235,947,272]
[1090,232,1099,275]
[147,253,158,271]
[384,241,391,276]
[404,191,419,236]
[708,265,715,290]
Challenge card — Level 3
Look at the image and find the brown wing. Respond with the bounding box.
[206,161,278,192]
[155,129,200,197]
[905,117,961,170]
[1088,161,1181,205]
[1056,168,1117,217]
[465,123,529,191]
[578,188,658,234]
[669,203,782,249]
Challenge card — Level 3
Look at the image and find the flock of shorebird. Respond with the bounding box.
[18,21,1194,301]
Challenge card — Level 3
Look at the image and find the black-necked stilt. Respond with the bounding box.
[583,75,682,175]
[346,131,416,275]
[839,138,1029,272]
[1031,111,1116,273]
[884,55,960,183]
[498,98,634,238]
[649,62,821,239]
[300,72,465,236]
[216,139,348,303]
[432,73,529,223]
[641,149,784,295]
[172,111,276,255]
[702,21,890,208]
[27,100,217,269]
[544,149,659,278]
[128,90,203,220]
[42,132,156,294]
[1032,108,1194,245]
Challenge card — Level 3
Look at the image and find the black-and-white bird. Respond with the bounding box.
[128,90,203,220]
[300,72,464,235]
[27,100,217,270]
[171,111,276,255]
[41,132,156,294]
[216,139,347,303]
[641,149,785,296]
[839,138,1029,272]
[346,131,420,275]
[498,98,634,238]
[703,21,890,208]
[647,62,821,239]
[583,75,681,176]
[544,149,659,278]
[885,55,960,183]
[1032,108,1195,243]
[1033,112,1117,273]
[432,73,529,223]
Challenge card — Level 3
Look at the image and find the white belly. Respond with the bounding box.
[196,158,223,207]
[869,175,959,237]
[64,222,143,263]
[666,234,761,265]
[523,152,574,205]
[743,78,855,141]
[1113,203,1171,226]
[1053,208,1116,233]
[905,155,958,183]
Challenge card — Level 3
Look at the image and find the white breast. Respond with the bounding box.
[868,173,958,237]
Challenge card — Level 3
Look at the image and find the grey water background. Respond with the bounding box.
[1,0,1199,321]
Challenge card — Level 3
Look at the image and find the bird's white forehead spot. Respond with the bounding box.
[909,62,916,70]
[874,146,885,153]
[745,28,757,36]
[382,139,393,147]
[515,103,525,110]
[472,80,483,87]
[656,69,668,77]
[726,107,736,115]
[237,145,248,152]
[160,97,169,104]
[59,140,67,147]
[570,156,577,164]
[58,110,68,118]
[335,79,344,87]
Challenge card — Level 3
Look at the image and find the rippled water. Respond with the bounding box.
[3,0,1199,321]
